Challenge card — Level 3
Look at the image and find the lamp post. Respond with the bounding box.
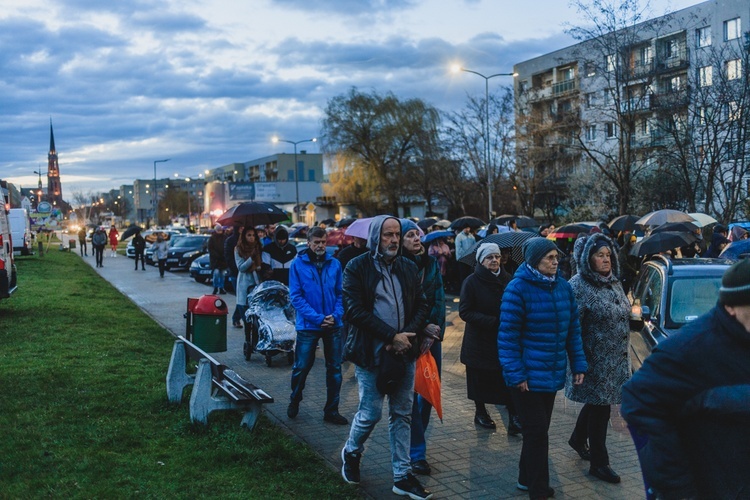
[272,136,317,222]
[452,65,515,221]
[153,158,170,226]
[33,170,44,205]
[173,173,195,229]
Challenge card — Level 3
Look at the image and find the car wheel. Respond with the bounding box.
[194,277,208,284]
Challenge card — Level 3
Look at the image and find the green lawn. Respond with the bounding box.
[0,250,358,499]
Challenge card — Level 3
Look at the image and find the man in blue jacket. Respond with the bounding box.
[287,226,348,425]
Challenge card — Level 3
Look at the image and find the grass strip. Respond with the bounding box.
[0,249,358,499]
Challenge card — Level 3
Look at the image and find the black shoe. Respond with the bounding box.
[474,413,496,429]
[508,413,522,436]
[287,401,299,419]
[568,437,591,460]
[219,288,227,294]
[324,412,348,425]
[393,473,433,499]
[411,459,431,476]
[589,465,621,484]
[517,483,555,497]
[341,447,361,485]
[212,288,218,294]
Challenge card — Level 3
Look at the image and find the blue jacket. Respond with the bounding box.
[498,263,587,392]
[289,250,344,332]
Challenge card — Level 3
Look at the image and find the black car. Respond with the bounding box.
[629,255,731,371]
[188,253,235,293]
[164,235,209,271]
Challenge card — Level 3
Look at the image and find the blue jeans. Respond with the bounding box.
[212,268,224,289]
[410,340,442,462]
[290,329,342,415]
[345,361,416,481]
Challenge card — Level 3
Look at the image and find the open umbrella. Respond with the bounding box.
[490,215,539,229]
[651,221,700,234]
[326,228,353,247]
[289,225,308,239]
[421,230,454,245]
[120,224,142,241]
[636,209,696,227]
[630,231,698,257]
[335,217,357,228]
[719,239,750,261]
[435,219,451,229]
[687,212,718,228]
[459,230,536,266]
[608,214,640,233]
[547,222,597,239]
[216,202,288,227]
[320,218,336,227]
[344,217,374,240]
[417,218,438,230]
[450,216,485,231]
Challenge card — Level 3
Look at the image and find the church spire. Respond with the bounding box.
[47,119,63,208]
[49,118,56,154]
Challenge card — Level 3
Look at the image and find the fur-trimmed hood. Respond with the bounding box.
[573,232,620,280]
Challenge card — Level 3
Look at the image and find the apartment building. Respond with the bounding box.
[513,0,749,219]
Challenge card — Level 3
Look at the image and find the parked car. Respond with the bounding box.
[126,230,178,259]
[8,208,33,256]
[188,254,235,294]
[145,234,188,265]
[0,180,18,301]
[164,235,209,271]
[629,255,731,371]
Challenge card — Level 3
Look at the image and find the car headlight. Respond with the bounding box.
[189,260,201,270]
[183,251,199,258]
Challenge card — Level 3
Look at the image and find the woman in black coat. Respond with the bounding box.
[459,242,521,434]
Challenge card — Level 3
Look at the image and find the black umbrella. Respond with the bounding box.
[335,217,357,228]
[216,202,289,227]
[289,226,308,239]
[490,215,539,229]
[320,218,336,227]
[548,222,597,239]
[449,216,485,231]
[608,214,640,233]
[630,231,698,257]
[650,221,700,234]
[417,218,438,230]
[459,231,537,266]
[120,224,142,241]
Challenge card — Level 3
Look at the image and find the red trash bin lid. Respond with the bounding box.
[192,295,228,315]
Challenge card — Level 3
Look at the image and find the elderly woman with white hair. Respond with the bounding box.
[459,242,521,434]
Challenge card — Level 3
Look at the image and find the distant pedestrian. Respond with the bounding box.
[208,224,227,294]
[133,230,146,271]
[224,225,242,327]
[77,227,88,256]
[92,228,107,268]
[287,226,347,426]
[336,236,368,272]
[152,234,169,278]
[261,226,297,285]
[455,226,476,288]
[108,226,119,257]
[622,258,750,499]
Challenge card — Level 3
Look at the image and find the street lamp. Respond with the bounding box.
[153,158,170,226]
[33,170,44,205]
[452,65,516,220]
[272,136,317,222]
[174,173,196,229]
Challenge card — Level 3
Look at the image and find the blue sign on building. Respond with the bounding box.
[229,182,255,200]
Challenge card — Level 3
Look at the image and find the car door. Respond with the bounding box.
[629,265,664,370]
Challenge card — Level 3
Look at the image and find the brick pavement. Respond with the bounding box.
[73,239,646,499]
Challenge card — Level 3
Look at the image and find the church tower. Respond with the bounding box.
[47,119,63,208]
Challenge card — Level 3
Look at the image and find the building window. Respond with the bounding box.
[640,119,651,136]
[603,88,612,106]
[696,27,711,47]
[606,54,616,72]
[585,125,596,141]
[670,75,684,92]
[638,45,653,65]
[308,169,315,181]
[585,61,596,77]
[665,39,679,59]
[584,92,595,108]
[698,106,713,125]
[726,59,742,80]
[287,169,294,181]
[725,17,741,41]
[727,101,740,121]
[699,65,713,87]
[606,122,616,138]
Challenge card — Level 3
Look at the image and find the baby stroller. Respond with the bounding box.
[244,280,296,366]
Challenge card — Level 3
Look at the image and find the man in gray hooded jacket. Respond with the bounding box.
[340,215,432,500]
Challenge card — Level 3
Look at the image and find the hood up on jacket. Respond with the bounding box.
[573,232,621,280]
[367,215,401,258]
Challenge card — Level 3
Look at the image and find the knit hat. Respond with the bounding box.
[523,237,559,268]
[719,258,750,306]
[399,218,424,238]
[476,243,501,264]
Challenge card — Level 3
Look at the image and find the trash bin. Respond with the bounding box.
[69,239,76,250]
[185,295,228,352]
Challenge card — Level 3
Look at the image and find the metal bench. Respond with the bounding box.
[166,335,273,430]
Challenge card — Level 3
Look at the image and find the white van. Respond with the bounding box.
[0,180,18,300]
[9,208,33,256]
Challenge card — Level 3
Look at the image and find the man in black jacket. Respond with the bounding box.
[340,215,432,500]
[261,226,297,285]
[621,258,750,499]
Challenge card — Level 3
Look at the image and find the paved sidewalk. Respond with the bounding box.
[73,241,646,499]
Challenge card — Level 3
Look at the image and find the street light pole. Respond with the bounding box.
[153,159,170,226]
[452,66,515,221]
[272,137,317,222]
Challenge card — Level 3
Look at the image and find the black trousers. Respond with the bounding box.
[512,390,556,499]
[134,251,145,269]
[570,403,611,467]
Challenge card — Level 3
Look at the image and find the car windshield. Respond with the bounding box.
[667,276,722,327]
[173,237,206,249]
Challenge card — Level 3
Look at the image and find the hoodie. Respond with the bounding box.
[261,226,297,284]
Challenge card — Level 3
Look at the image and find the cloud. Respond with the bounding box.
[269,0,417,15]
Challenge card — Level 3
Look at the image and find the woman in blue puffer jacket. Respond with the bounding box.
[498,237,588,499]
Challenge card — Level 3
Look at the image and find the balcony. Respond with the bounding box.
[624,59,655,79]
[623,94,652,113]
[656,48,689,73]
[552,79,577,96]
[651,90,689,109]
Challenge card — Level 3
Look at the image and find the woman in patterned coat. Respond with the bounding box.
[565,232,630,485]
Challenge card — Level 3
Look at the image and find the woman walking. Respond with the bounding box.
[565,233,630,484]
[459,243,521,435]
[234,227,262,325]
[108,225,119,257]
[152,234,169,278]
[499,238,587,499]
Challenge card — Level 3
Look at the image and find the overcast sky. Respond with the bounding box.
[1,0,700,197]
